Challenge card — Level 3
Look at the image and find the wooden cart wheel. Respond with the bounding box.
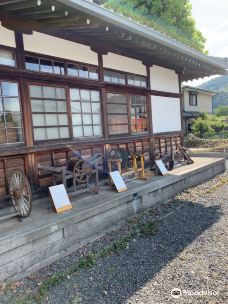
[73,159,93,184]
[8,170,32,218]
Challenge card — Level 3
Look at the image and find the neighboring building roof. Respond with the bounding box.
[0,0,227,80]
[183,111,202,118]
[182,86,217,96]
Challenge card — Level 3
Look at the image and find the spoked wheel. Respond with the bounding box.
[8,170,32,218]
[73,159,94,184]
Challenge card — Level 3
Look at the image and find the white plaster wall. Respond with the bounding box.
[150,65,179,93]
[183,90,213,114]
[103,52,146,75]
[152,96,181,133]
[23,32,98,65]
[0,24,15,47]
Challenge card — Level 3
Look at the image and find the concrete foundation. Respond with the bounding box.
[0,157,225,282]
[190,151,228,159]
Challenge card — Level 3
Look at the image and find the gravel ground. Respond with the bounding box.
[0,168,228,304]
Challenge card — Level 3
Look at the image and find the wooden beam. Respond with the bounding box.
[98,53,108,140]
[1,0,36,11]
[0,0,25,6]
[14,31,25,69]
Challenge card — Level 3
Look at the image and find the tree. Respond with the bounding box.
[215,106,228,117]
[191,117,213,138]
[209,115,226,132]
[131,0,205,46]
[102,0,206,52]
[192,114,227,138]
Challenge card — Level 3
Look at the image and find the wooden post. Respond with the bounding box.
[98,52,108,139]
[14,32,25,70]
[178,73,184,145]
[146,65,155,164]
[146,65,153,135]
[15,32,36,189]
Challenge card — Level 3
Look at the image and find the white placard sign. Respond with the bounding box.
[155,160,169,176]
[110,171,127,192]
[49,184,72,213]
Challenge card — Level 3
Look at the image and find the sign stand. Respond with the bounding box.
[155,160,169,176]
[110,170,127,192]
[49,184,72,213]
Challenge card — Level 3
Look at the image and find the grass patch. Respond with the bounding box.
[8,221,159,304]
[203,177,228,195]
[98,235,134,258]
[139,221,159,237]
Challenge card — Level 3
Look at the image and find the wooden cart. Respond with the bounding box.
[38,153,103,195]
[0,170,32,220]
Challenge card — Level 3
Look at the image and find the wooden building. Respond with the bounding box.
[0,0,227,200]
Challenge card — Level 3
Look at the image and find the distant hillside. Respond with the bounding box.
[199,75,228,109]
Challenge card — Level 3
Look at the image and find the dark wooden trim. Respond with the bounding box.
[98,53,109,139]
[146,65,154,162]
[178,73,184,145]
[150,90,181,98]
[98,53,104,83]
[146,65,151,89]
[0,54,181,98]
[0,133,155,158]
[146,65,153,133]
[105,85,148,95]
[154,131,183,138]
[100,87,108,139]
[103,81,148,93]
[19,78,34,147]
[14,32,25,70]
[0,66,102,88]
[127,93,131,136]
[0,44,16,52]
[66,86,74,140]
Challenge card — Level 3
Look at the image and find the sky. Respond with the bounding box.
[186,0,228,86]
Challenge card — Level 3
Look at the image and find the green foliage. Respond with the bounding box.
[200,112,210,120]
[139,221,158,236]
[192,114,228,138]
[192,117,213,138]
[101,0,206,52]
[215,106,228,117]
[209,115,226,132]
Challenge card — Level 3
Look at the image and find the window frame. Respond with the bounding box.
[130,95,149,134]
[69,87,103,139]
[106,90,149,137]
[0,79,25,147]
[25,55,66,76]
[189,91,198,106]
[0,45,17,69]
[104,68,147,89]
[28,82,104,144]
[24,51,99,82]
[28,82,72,143]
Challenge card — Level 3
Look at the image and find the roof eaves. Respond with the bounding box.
[57,0,227,71]
[182,86,217,95]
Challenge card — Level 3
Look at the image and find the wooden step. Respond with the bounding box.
[0,207,18,221]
